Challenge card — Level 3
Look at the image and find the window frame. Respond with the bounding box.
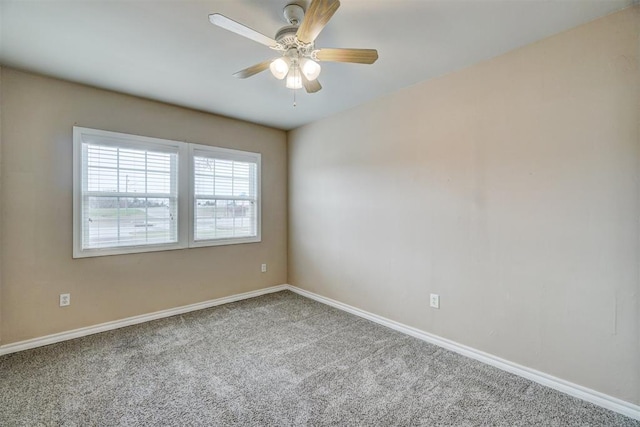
[72,127,261,258]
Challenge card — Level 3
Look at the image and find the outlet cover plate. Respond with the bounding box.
[430,294,440,309]
[59,293,71,307]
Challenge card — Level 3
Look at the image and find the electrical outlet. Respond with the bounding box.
[430,294,440,309]
[261,263,267,273]
[59,293,71,307]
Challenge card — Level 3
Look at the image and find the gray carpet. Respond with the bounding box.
[0,290,637,426]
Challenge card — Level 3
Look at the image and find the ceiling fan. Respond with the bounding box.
[209,0,378,94]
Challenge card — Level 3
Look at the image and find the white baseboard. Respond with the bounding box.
[1,283,637,421]
[0,284,288,357]
[284,285,640,421]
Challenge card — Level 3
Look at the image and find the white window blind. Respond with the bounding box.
[192,146,260,245]
[81,140,179,250]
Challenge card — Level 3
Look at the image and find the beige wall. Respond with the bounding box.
[0,68,287,344]
[288,7,640,405]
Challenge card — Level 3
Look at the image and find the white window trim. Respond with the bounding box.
[188,143,262,248]
[73,127,261,258]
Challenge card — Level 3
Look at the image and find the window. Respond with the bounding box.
[190,144,260,247]
[73,127,261,258]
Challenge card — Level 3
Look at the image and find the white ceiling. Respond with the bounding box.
[0,0,631,130]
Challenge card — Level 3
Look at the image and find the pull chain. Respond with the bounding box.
[293,66,298,107]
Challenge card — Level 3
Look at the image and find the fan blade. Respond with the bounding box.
[296,0,340,44]
[315,48,378,64]
[233,60,273,79]
[209,14,278,48]
[301,73,322,93]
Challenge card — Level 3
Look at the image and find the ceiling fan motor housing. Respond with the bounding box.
[275,25,299,47]
[277,4,315,58]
